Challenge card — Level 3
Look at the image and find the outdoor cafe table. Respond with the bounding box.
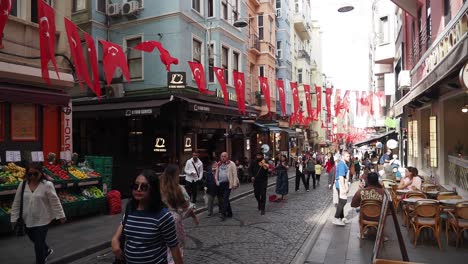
[438,199,467,206]
[396,189,411,195]
[424,190,439,198]
[401,198,433,205]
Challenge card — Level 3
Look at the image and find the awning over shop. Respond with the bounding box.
[353,130,397,147]
[180,96,258,118]
[253,123,284,133]
[74,99,170,112]
[0,83,70,106]
[281,128,298,136]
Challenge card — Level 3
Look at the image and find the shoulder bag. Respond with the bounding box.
[192,161,201,181]
[14,181,27,236]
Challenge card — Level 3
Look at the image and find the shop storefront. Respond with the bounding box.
[393,5,468,195]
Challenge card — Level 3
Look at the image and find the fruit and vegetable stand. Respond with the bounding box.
[0,156,113,234]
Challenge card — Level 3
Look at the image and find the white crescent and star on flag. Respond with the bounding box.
[2,0,11,16]
[108,46,119,56]
[216,69,224,80]
[39,16,50,37]
[193,67,201,79]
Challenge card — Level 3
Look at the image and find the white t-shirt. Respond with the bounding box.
[408,176,422,191]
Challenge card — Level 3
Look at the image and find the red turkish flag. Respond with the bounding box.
[99,40,130,86]
[368,92,374,116]
[134,40,178,71]
[83,32,101,98]
[233,71,246,115]
[360,91,369,115]
[213,67,228,105]
[325,88,332,120]
[64,18,92,92]
[38,0,60,84]
[342,90,350,113]
[276,80,286,115]
[304,84,313,119]
[315,86,322,120]
[289,112,296,126]
[290,82,300,115]
[0,0,15,48]
[258,76,271,113]
[334,89,341,116]
[188,61,213,95]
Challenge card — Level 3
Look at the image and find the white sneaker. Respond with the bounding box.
[333,218,345,226]
[342,218,349,224]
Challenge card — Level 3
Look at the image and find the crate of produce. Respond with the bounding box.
[43,165,74,183]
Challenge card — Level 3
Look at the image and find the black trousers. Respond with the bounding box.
[218,182,232,217]
[295,172,307,191]
[335,188,347,219]
[306,172,317,189]
[254,180,267,211]
[185,180,198,203]
[26,225,49,264]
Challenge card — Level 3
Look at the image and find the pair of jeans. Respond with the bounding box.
[26,225,49,264]
[254,180,267,211]
[295,172,307,191]
[335,188,347,219]
[185,180,198,203]
[306,172,317,189]
[218,182,232,217]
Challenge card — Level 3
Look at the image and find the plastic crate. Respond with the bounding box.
[0,208,12,233]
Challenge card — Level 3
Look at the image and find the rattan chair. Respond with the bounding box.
[402,191,427,230]
[436,191,457,200]
[411,200,442,249]
[359,200,382,240]
[447,201,468,247]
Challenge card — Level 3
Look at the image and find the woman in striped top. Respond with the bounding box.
[111,170,183,264]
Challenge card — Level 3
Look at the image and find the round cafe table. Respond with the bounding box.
[438,199,466,206]
[396,189,411,195]
[402,198,431,204]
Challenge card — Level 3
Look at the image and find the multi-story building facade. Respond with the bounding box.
[0,1,74,163]
[390,0,468,196]
[71,0,256,193]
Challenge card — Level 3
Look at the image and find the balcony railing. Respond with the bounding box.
[249,34,260,52]
[298,49,311,64]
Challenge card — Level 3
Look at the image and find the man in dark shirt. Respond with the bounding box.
[250,152,270,215]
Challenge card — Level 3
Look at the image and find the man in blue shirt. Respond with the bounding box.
[333,150,351,226]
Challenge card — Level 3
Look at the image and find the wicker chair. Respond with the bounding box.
[447,201,468,247]
[411,200,442,249]
[436,191,457,200]
[402,191,427,230]
[359,200,382,240]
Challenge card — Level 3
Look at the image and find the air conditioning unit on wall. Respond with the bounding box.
[107,3,121,17]
[122,1,140,15]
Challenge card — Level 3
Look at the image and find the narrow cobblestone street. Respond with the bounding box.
[70,177,332,264]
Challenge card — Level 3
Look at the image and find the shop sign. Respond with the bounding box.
[420,15,468,80]
[154,137,167,152]
[125,109,153,117]
[193,104,210,112]
[168,72,186,89]
[61,102,72,153]
[184,135,193,152]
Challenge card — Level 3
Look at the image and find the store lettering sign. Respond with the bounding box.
[193,104,210,112]
[154,137,167,152]
[62,102,72,153]
[168,72,186,89]
[184,136,193,152]
[125,109,153,116]
[422,15,468,79]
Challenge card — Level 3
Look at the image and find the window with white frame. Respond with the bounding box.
[276,41,282,59]
[97,0,106,13]
[222,1,228,20]
[258,15,264,40]
[192,0,201,13]
[233,51,240,72]
[258,65,265,91]
[222,46,229,83]
[269,16,274,42]
[276,0,281,9]
[125,36,143,80]
[378,16,389,44]
[208,0,214,17]
[276,9,282,18]
[72,0,86,12]
[192,38,202,63]
[298,69,303,84]
[232,0,239,21]
[208,43,215,83]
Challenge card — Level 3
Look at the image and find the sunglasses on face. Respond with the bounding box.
[27,172,39,177]
[132,183,150,192]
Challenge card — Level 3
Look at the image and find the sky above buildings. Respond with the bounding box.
[311,0,373,91]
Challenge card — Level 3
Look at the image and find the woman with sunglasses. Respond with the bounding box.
[160,164,198,263]
[111,169,183,264]
[11,163,66,264]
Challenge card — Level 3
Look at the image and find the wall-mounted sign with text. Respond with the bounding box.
[154,137,167,152]
[168,72,186,89]
[193,104,210,112]
[184,134,193,153]
[125,109,153,117]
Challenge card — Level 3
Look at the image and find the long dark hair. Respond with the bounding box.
[329,154,335,166]
[129,169,164,213]
[159,164,189,210]
[25,162,47,182]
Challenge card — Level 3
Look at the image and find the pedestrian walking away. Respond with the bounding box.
[215,152,240,220]
[333,151,351,226]
[184,151,204,204]
[275,155,289,201]
[10,163,66,264]
[160,165,199,263]
[305,156,316,189]
[295,156,308,191]
[249,152,270,215]
[111,169,183,264]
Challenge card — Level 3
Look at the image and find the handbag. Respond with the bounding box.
[113,203,130,264]
[14,181,27,236]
